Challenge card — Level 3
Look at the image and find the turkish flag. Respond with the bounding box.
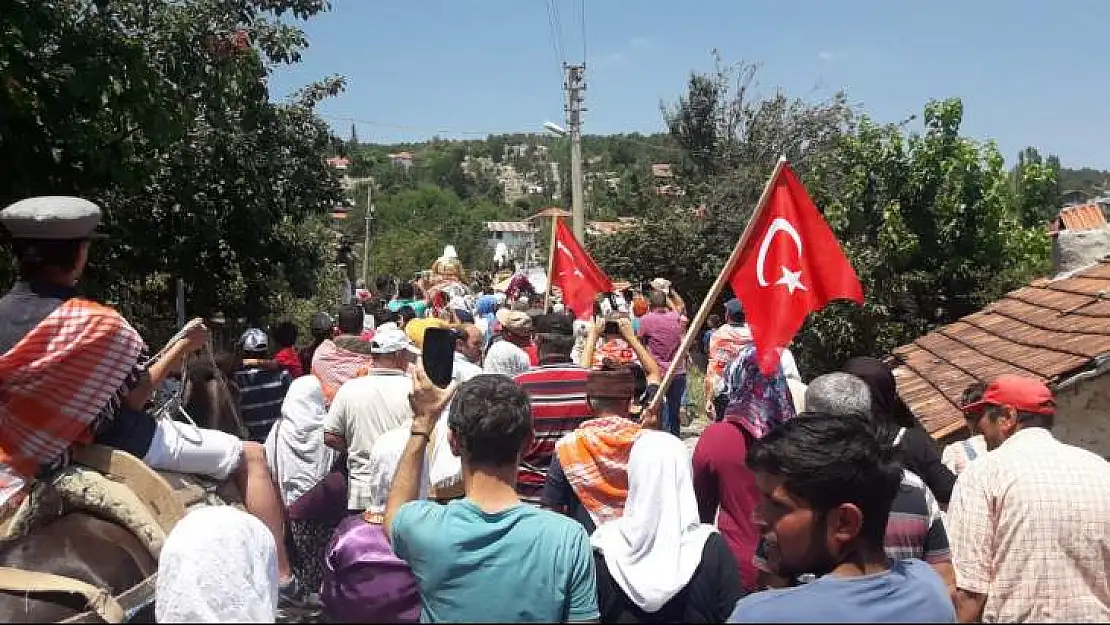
[550,218,613,320]
[731,162,863,374]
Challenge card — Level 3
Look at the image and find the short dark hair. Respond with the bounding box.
[960,381,987,412]
[398,305,417,324]
[273,321,298,348]
[11,238,86,278]
[397,281,415,300]
[337,305,364,335]
[746,413,902,548]
[983,403,1053,429]
[448,375,533,466]
[374,275,393,294]
[536,332,575,359]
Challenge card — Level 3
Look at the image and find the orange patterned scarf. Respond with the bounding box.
[0,298,144,484]
[555,415,643,525]
[310,339,374,406]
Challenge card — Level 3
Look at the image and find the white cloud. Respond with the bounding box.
[817,50,847,62]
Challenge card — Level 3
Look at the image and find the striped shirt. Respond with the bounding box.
[233,367,292,442]
[513,362,591,505]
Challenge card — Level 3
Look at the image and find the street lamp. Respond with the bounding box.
[543,121,567,136]
[541,119,583,242]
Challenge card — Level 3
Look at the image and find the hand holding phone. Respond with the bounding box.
[421,327,456,388]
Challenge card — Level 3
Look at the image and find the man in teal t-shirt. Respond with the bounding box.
[385,370,598,623]
[387,281,428,318]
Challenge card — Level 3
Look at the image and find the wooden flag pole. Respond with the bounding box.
[647,156,789,416]
[544,216,559,311]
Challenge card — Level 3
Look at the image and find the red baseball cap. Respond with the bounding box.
[962,374,1054,415]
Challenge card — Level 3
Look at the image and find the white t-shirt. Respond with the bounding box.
[323,368,414,510]
[453,351,483,383]
[483,340,530,377]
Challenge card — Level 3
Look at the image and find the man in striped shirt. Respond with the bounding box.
[513,313,591,505]
[233,328,293,442]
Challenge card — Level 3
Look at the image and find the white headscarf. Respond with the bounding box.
[590,430,716,613]
[265,375,334,506]
[156,506,278,623]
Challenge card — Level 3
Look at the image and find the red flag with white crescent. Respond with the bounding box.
[731,163,864,374]
[550,218,613,320]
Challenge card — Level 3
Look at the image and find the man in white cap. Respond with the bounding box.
[232,328,293,442]
[324,325,417,512]
[0,196,309,605]
[483,309,534,377]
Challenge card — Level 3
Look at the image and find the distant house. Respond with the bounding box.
[656,184,685,197]
[485,221,537,260]
[388,152,414,169]
[586,219,638,236]
[326,156,350,170]
[651,163,674,179]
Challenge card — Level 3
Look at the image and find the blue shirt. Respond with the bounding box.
[728,559,955,623]
[390,499,599,623]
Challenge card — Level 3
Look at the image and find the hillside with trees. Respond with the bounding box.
[341,56,1105,375]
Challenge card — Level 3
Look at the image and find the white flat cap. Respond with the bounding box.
[0,196,103,240]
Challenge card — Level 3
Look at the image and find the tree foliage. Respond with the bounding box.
[593,59,1055,377]
[0,0,345,341]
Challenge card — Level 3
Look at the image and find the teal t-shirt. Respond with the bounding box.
[390,499,599,623]
[388,298,428,317]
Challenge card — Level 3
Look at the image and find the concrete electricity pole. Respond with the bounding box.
[361,181,373,285]
[564,63,586,242]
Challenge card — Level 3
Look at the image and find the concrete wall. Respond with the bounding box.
[1054,373,1110,459]
[1052,226,1110,277]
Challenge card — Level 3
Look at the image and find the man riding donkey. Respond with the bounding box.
[0,196,310,606]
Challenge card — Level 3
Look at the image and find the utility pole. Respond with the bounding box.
[361,181,373,286]
[564,63,586,243]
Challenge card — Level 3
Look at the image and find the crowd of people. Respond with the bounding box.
[2,196,1109,623]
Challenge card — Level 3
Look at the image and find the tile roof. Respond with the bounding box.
[485,221,536,233]
[651,163,674,178]
[586,221,637,235]
[527,207,573,221]
[891,258,1110,441]
[1051,203,1106,235]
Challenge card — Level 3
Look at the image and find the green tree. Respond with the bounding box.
[797,98,1050,374]
[1011,147,1061,227]
[595,60,1052,378]
[0,0,346,340]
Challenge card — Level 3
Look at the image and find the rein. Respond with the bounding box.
[152,325,249,441]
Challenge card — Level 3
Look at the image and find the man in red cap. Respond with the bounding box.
[948,374,1110,623]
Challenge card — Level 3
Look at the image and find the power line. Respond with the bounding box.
[579,0,587,65]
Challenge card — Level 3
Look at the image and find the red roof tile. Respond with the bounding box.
[1051,203,1106,235]
[891,259,1110,441]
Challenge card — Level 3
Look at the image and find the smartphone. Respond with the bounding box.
[422,327,456,388]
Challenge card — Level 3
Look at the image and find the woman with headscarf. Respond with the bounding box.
[265,375,334,507]
[281,337,376,599]
[691,344,796,593]
[474,294,499,354]
[842,356,957,505]
[156,506,279,623]
[592,431,742,623]
[320,424,421,623]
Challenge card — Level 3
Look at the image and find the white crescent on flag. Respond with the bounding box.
[556,241,585,278]
[756,217,807,294]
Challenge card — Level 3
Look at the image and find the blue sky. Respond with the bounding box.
[269,0,1110,169]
